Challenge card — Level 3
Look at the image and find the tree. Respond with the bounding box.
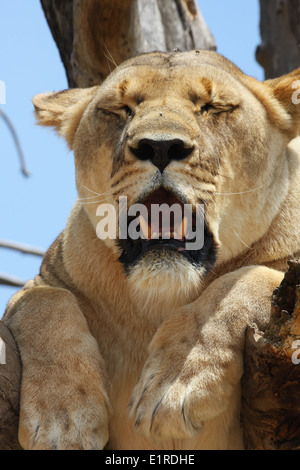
[241,261,300,449]
[40,0,216,88]
[256,0,300,78]
[0,0,299,450]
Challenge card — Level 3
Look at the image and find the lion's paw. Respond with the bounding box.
[129,369,205,441]
[18,370,111,449]
[128,339,239,441]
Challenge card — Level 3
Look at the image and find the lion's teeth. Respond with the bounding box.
[139,215,150,239]
[177,216,188,239]
[139,216,188,240]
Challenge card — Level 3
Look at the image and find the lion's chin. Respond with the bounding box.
[127,249,205,311]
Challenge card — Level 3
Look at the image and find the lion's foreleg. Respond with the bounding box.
[3,286,111,450]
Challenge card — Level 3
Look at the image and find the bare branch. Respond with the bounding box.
[0,108,30,177]
[0,273,26,287]
[0,240,45,257]
[0,241,45,287]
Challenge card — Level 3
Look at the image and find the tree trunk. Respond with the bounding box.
[241,261,300,449]
[40,0,216,87]
[256,0,300,78]
[247,1,300,446]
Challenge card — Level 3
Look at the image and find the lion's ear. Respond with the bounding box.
[32,87,98,149]
[264,68,300,139]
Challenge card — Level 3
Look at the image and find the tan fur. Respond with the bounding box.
[3,50,300,450]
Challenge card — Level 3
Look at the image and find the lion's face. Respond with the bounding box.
[33,51,300,302]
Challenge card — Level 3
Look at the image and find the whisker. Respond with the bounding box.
[78,197,114,205]
[78,194,109,200]
[79,185,116,199]
[232,230,252,249]
[215,183,266,196]
[103,43,118,69]
[103,52,112,74]
[202,189,216,209]
[79,187,127,205]
[82,185,103,196]
[217,172,258,191]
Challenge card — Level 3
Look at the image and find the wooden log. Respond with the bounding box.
[241,261,300,449]
[0,322,22,450]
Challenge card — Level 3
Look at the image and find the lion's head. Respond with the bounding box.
[33,50,300,304]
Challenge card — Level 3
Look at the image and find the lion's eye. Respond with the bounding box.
[199,102,237,115]
[123,106,132,117]
[194,102,216,115]
[201,103,214,113]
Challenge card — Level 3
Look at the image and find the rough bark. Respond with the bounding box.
[241,261,300,449]
[40,0,216,87]
[0,322,22,450]
[256,0,300,78]
[40,0,75,86]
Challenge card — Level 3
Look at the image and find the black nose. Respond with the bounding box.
[130,138,194,172]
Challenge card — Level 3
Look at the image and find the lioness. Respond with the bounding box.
[3,50,300,450]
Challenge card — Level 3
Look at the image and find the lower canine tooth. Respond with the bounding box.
[177,216,188,239]
[139,215,151,239]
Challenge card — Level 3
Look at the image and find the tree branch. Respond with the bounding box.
[0,108,30,177]
[0,241,45,287]
[0,274,26,288]
[0,240,45,257]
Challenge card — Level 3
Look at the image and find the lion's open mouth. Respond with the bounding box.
[118,188,216,272]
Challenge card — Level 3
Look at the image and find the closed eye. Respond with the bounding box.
[199,102,238,115]
[123,105,133,117]
[201,103,214,113]
[97,105,133,120]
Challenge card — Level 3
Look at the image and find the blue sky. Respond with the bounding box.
[0,1,263,317]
